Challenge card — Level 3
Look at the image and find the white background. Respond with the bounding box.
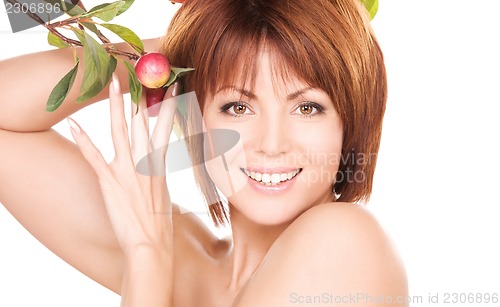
[1,1,499,306]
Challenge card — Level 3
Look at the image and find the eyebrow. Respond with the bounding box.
[216,86,313,101]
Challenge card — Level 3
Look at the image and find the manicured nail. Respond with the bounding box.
[67,117,80,134]
[112,73,120,94]
[171,82,181,97]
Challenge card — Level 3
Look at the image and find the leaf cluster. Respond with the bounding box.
[44,0,191,112]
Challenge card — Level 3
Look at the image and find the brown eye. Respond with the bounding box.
[233,104,247,114]
[220,102,253,117]
[299,104,313,115]
[293,102,325,117]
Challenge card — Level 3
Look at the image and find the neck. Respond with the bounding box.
[224,205,289,290]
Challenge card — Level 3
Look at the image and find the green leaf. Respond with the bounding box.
[46,59,79,112]
[163,67,193,121]
[100,23,144,54]
[72,28,116,103]
[176,93,188,123]
[172,123,183,139]
[76,56,116,103]
[86,2,109,13]
[164,67,195,87]
[106,56,118,83]
[72,28,103,72]
[171,67,195,77]
[47,32,69,49]
[164,73,176,88]
[64,2,87,16]
[80,21,101,37]
[85,1,125,22]
[360,0,378,20]
[116,0,134,16]
[123,61,142,107]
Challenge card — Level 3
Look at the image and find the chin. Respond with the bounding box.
[228,192,310,226]
[228,180,322,226]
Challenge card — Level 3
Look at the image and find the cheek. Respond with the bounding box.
[294,122,343,186]
[202,119,248,199]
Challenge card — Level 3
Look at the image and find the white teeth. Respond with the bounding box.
[271,173,281,184]
[261,173,271,184]
[242,169,300,185]
[255,172,262,181]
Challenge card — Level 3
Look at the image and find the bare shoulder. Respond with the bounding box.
[170,203,231,305]
[172,203,217,244]
[234,203,408,307]
[171,203,227,258]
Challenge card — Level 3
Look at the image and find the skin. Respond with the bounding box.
[0,41,408,306]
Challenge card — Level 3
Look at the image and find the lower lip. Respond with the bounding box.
[245,171,300,195]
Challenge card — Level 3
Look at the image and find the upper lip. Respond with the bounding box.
[241,167,302,173]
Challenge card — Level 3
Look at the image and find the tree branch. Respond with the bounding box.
[6,0,138,60]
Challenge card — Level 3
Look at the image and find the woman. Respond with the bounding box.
[0,0,407,306]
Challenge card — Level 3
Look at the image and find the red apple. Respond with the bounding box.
[135,52,171,89]
[146,87,167,117]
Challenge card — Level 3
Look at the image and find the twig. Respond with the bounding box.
[69,1,111,44]
[106,47,140,60]
[49,27,82,46]
[6,0,138,60]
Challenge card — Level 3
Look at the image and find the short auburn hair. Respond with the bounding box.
[160,0,387,226]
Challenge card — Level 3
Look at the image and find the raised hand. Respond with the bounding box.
[67,74,178,306]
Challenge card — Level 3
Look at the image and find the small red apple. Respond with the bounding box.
[145,87,167,117]
[135,52,171,89]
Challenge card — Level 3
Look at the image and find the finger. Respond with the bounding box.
[109,74,132,164]
[151,82,180,157]
[147,84,180,214]
[151,176,171,214]
[67,117,112,182]
[131,88,151,167]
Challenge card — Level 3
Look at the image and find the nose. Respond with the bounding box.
[256,112,290,156]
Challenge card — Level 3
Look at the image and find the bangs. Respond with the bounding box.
[204,23,263,102]
[198,17,343,108]
[205,38,319,105]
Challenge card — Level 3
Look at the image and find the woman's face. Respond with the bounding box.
[202,51,343,225]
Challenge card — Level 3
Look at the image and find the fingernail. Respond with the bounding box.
[67,117,81,134]
[171,82,181,97]
[112,73,120,94]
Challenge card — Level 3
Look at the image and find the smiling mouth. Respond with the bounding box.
[240,168,303,186]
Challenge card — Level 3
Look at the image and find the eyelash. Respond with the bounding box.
[219,101,325,118]
[294,102,325,118]
[219,101,253,117]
